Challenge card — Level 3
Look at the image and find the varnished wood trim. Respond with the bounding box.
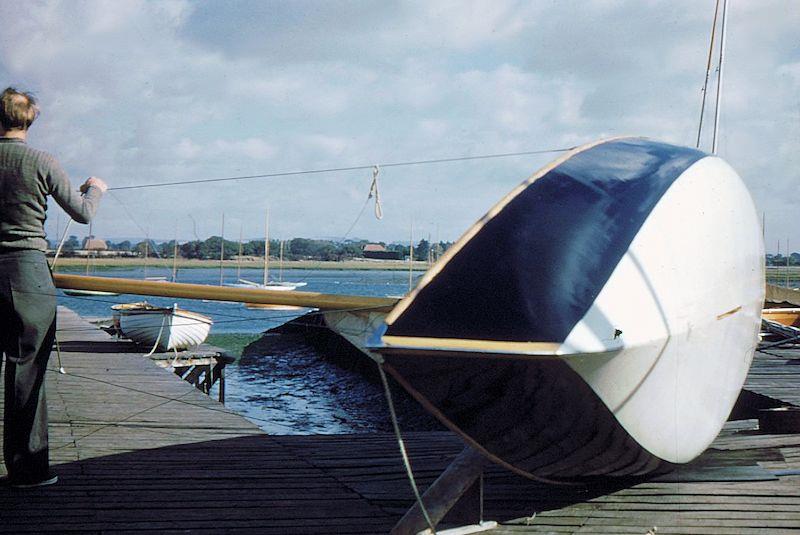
[716,305,742,320]
[380,335,562,356]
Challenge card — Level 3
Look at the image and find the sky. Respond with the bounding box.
[0,0,797,251]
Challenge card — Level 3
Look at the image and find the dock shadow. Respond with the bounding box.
[55,340,142,354]
[0,434,397,533]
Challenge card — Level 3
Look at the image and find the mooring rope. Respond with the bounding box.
[377,361,436,533]
[107,146,574,192]
[145,312,169,357]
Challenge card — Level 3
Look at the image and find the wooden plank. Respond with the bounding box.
[4,307,800,534]
[0,307,395,534]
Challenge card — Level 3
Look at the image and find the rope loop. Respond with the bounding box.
[369,165,383,220]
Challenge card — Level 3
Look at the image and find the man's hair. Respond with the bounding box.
[0,87,40,130]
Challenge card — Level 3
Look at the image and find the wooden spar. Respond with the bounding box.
[391,447,489,535]
[53,273,399,311]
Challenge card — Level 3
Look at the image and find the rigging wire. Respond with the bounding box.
[107,191,163,260]
[51,218,74,269]
[696,0,721,148]
[711,0,729,155]
[107,146,574,192]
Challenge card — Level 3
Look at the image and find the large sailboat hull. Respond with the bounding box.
[368,137,765,480]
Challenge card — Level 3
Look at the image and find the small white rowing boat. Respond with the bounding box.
[112,302,213,352]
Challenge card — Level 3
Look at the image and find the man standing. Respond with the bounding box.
[0,87,107,487]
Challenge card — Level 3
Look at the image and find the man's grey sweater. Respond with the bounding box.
[0,138,102,252]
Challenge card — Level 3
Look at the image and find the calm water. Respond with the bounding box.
[56,266,437,434]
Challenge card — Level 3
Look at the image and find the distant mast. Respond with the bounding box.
[279,240,285,282]
[85,222,92,275]
[172,224,179,282]
[219,213,225,286]
[237,223,243,281]
[408,219,414,291]
[263,210,270,286]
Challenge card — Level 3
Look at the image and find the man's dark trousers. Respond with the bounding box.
[0,249,56,481]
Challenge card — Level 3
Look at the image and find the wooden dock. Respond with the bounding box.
[1,307,799,533]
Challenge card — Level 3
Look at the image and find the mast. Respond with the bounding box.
[237,223,243,281]
[263,210,270,286]
[85,222,92,276]
[219,213,225,286]
[143,235,149,279]
[711,0,729,155]
[279,240,284,282]
[408,220,414,291]
[787,238,791,288]
[696,0,721,148]
[172,225,179,283]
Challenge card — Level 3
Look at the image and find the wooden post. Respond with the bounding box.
[391,446,489,535]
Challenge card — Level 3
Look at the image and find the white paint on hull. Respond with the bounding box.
[113,303,213,352]
[562,156,764,463]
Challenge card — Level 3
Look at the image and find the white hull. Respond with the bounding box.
[226,279,300,291]
[562,156,764,463]
[112,302,213,352]
[63,289,120,297]
[365,138,765,478]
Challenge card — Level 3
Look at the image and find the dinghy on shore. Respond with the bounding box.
[112,302,213,352]
[365,137,764,480]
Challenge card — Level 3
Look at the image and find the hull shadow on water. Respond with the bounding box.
[228,320,443,435]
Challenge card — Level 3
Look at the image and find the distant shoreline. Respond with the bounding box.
[49,258,800,275]
[51,257,431,271]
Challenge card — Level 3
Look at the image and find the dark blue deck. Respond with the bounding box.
[385,138,706,343]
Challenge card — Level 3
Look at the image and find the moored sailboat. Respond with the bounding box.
[233,212,308,309]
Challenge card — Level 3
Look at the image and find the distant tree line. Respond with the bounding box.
[51,236,798,266]
[54,235,453,262]
[766,253,800,266]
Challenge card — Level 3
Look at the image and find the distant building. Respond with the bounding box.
[363,243,403,260]
[69,236,136,257]
[82,236,108,251]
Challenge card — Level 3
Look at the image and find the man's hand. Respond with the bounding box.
[80,176,108,193]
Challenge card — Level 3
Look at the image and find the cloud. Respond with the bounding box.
[0,0,796,249]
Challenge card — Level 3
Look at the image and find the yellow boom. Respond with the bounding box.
[53,274,399,312]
